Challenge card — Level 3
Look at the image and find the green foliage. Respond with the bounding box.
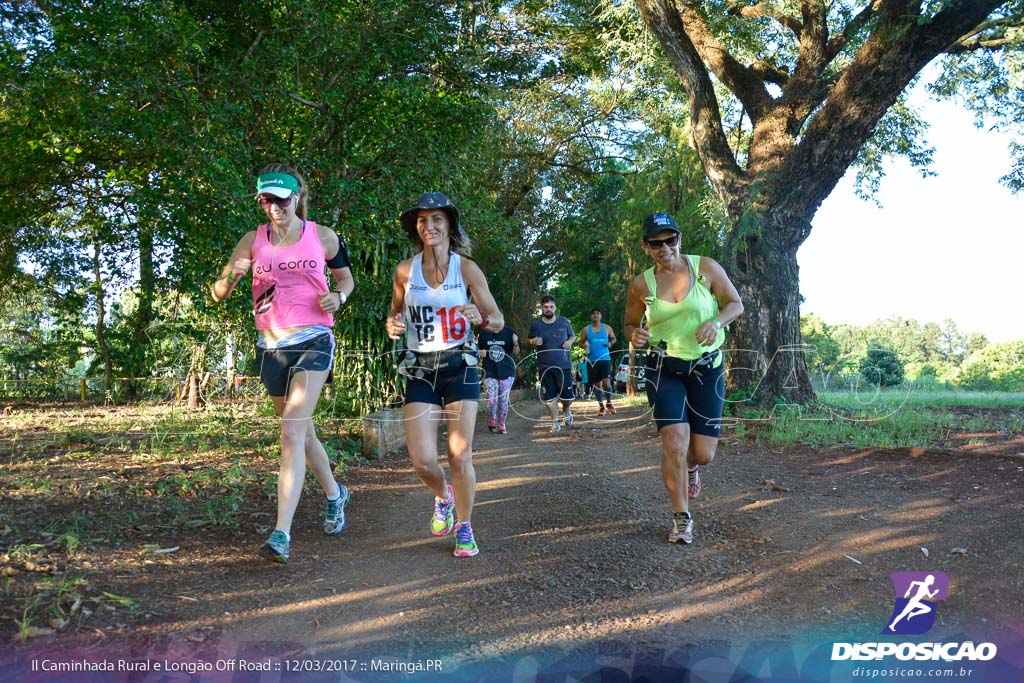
[800,314,841,379]
[957,341,1024,391]
[860,341,905,388]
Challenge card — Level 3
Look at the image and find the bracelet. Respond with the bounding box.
[711,318,722,328]
[335,290,347,305]
[476,313,490,329]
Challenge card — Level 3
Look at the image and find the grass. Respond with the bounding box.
[0,399,363,640]
[735,389,1024,449]
[818,388,1024,410]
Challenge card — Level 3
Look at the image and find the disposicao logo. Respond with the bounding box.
[831,571,997,662]
[884,571,949,635]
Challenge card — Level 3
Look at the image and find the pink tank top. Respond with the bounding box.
[251,221,333,331]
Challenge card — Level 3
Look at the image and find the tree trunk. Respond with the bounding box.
[92,242,113,394]
[724,215,815,405]
[126,221,155,399]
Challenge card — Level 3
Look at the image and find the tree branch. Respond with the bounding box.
[635,0,745,199]
[277,90,327,111]
[750,60,789,86]
[677,2,773,121]
[784,0,1007,224]
[825,0,881,62]
[725,0,802,37]
[946,36,1016,53]
[794,0,828,79]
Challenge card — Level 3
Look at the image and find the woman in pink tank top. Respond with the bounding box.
[212,163,355,564]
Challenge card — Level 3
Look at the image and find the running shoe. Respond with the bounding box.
[488,420,496,433]
[258,530,290,563]
[688,466,702,499]
[453,522,479,557]
[598,405,606,416]
[607,404,616,415]
[564,411,574,427]
[551,419,561,432]
[668,512,693,545]
[323,484,350,535]
[498,424,507,434]
[430,484,455,536]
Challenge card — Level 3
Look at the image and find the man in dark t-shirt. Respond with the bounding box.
[528,294,576,431]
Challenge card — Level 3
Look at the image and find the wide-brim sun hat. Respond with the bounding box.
[400,192,460,240]
[642,212,681,239]
[255,172,300,199]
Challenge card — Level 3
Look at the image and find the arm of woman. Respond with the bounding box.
[460,259,505,333]
[386,260,411,340]
[512,333,520,357]
[317,227,355,312]
[623,274,651,348]
[697,257,744,345]
[211,231,256,302]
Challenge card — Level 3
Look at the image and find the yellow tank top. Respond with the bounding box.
[643,254,724,362]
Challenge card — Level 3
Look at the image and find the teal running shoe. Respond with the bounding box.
[324,484,350,535]
[259,530,290,563]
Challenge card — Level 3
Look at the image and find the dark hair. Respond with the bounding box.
[258,163,308,220]
[541,295,556,305]
[590,308,602,315]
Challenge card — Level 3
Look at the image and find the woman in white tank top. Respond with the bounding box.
[386,192,504,558]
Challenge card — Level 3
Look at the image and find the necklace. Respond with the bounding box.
[428,245,450,286]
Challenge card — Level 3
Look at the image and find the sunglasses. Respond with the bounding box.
[644,234,679,249]
[258,194,294,209]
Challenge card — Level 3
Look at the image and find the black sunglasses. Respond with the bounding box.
[258,194,294,209]
[644,234,679,249]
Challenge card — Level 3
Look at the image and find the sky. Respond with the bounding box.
[798,93,1023,343]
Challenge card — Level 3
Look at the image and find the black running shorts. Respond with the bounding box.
[255,333,335,398]
[405,366,481,407]
[644,350,725,436]
[539,366,575,402]
[588,359,613,383]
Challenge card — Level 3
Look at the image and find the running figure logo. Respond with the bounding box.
[883,571,950,635]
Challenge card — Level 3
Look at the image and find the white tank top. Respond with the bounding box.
[404,252,471,352]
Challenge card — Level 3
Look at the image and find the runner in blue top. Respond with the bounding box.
[528,295,576,432]
[578,308,618,416]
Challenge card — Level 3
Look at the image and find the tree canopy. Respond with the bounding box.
[2,0,1021,407]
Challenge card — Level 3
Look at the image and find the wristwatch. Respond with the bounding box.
[335,290,347,305]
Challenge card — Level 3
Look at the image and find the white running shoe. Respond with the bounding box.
[668,512,693,545]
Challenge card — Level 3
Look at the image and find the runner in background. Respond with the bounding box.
[385,192,504,557]
[212,163,355,564]
[579,308,617,415]
[528,295,576,432]
[623,213,743,545]
[576,357,592,401]
[479,326,519,434]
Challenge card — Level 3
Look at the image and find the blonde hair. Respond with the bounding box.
[258,163,308,220]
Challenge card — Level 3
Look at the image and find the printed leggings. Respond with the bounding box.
[484,377,514,426]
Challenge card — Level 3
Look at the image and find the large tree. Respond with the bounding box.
[634,0,1021,403]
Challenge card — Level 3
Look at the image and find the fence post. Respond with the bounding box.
[81,378,87,402]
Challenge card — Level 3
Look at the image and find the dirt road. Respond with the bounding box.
[4,398,1023,679]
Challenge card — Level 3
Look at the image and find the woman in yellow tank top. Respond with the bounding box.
[623,213,744,545]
